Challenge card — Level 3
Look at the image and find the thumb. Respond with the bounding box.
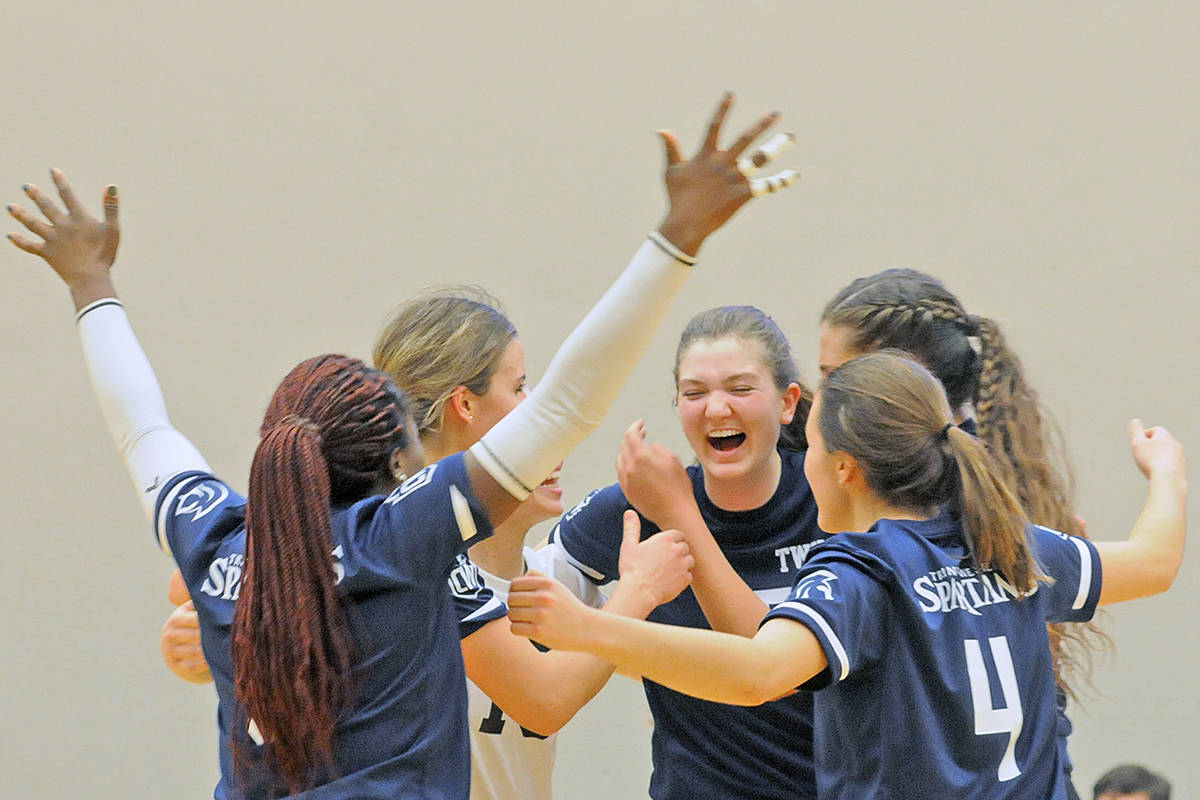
[657,130,684,166]
[102,185,119,226]
[1128,418,1146,443]
[621,509,642,552]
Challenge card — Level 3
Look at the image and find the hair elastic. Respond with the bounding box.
[940,422,953,439]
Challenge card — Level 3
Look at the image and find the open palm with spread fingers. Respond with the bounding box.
[8,169,121,310]
[657,92,800,256]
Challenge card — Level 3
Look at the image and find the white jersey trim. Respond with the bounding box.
[462,595,506,624]
[754,586,792,606]
[541,536,605,582]
[451,484,479,542]
[776,601,850,682]
[154,472,206,557]
[1069,536,1094,611]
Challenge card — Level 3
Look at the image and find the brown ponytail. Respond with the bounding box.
[232,355,413,793]
[822,269,1110,695]
[819,352,1039,594]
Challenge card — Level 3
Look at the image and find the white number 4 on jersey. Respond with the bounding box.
[964,636,1023,781]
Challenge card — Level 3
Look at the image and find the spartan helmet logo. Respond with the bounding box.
[794,569,839,601]
[174,482,230,522]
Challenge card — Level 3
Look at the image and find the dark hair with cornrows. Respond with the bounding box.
[674,305,813,450]
[232,354,413,794]
[822,268,1110,696]
[819,351,1039,593]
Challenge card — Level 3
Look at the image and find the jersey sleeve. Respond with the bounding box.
[761,544,892,690]
[154,470,247,575]
[1029,525,1102,623]
[446,554,508,638]
[546,483,643,585]
[348,452,495,586]
[523,544,607,608]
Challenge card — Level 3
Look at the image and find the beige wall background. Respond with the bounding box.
[2,2,1196,797]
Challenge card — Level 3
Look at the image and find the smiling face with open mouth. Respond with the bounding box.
[675,336,799,504]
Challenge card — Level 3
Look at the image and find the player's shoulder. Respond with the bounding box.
[561,481,628,524]
[156,471,246,546]
[549,482,631,583]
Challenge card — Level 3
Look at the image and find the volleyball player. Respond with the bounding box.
[508,351,1187,799]
[10,92,799,797]
[540,305,824,800]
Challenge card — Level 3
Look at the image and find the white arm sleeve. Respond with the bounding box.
[76,299,211,523]
[470,236,693,499]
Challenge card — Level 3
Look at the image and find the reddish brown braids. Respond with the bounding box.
[232,354,412,793]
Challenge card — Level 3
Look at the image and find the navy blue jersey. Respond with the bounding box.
[156,453,495,800]
[764,514,1101,800]
[448,553,508,639]
[550,448,822,800]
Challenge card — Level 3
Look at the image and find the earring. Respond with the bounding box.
[393,470,409,484]
[468,414,474,422]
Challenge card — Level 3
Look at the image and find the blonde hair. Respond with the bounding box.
[373,286,516,436]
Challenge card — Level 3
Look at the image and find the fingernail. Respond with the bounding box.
[5,204,12,212]
[21,184,29,191]
[107,186,117,197]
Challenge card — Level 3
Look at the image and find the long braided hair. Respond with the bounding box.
[232,354,413,793]
[821,269,1110,697]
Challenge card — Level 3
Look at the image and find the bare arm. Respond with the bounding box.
[508,573,825,706]
[1094,419,1187,606]
[616,421,768,636]
[462,511,691,734]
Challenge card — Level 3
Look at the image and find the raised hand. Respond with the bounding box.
[8,169,120,309]
[616,420,695,528]
[613,510,694,613]
[508,570,595,652]
[656,92,800,256]
[1129,419,1186,480]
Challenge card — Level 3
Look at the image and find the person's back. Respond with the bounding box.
[163,454,497,798]
[777,515,1097,800]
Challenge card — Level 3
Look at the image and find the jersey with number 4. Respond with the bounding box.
[764,514,1101,800]
[157,453,494,800]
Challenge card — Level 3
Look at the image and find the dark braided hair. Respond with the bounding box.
[822,269,1110,698]
[232,354,413,794]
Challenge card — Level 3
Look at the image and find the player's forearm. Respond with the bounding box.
[511,650,617,735]
[1098,470,1187,605]
[470,238,692,503]
[76,299,210,523]
[573,607,785,706]
[669,504,768,637]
